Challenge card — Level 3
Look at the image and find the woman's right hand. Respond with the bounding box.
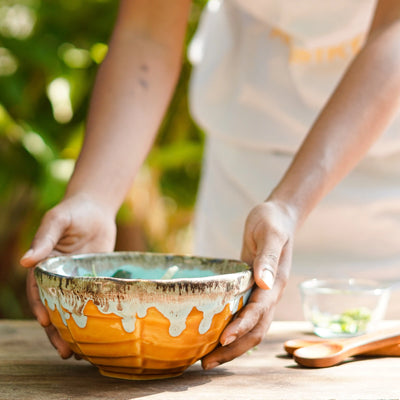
[20,193,117,358]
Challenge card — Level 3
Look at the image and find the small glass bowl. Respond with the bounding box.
[299,278,391,338]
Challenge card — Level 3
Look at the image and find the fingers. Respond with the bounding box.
[20,208,71,267]
[202,289,274,370]
[26,268,51,327]
[219,289,268,346]
[26,269,73,359]
[44,324,73,359]
[202,323,267,370]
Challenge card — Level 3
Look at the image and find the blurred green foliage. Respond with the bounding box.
[0,0,206,318]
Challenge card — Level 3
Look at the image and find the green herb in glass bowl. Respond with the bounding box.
[311,307,372,336]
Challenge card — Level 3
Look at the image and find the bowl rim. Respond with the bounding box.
[299,277,392,294]
[34,251,253,285]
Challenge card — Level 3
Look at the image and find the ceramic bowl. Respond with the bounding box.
[34,251,253,380]
[299,278,391,338]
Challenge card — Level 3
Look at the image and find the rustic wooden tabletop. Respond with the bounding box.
[1,319,399,400]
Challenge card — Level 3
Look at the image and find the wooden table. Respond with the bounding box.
[1,320,399,400]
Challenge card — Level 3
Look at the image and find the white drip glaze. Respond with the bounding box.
[71,313,87,328]
[38,285,252,337]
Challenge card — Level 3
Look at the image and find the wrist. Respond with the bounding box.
[264,193,302,231]
[63,189,119,221]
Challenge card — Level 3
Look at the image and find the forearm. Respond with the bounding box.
[269,13,400,227]
[65,0,190,216]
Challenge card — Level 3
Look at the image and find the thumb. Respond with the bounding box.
[253,253,279,290]
[250,231,286,290]
[20,210,70,267]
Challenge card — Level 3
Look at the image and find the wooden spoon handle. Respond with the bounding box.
[293,326,400,368]
[362,343,400,356]
[284,338,400,356]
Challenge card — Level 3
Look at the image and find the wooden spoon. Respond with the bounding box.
[284,338,400,356]
[292,326,400,368]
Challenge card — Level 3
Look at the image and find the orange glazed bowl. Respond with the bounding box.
[34,251,253,380]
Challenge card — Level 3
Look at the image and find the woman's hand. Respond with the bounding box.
[201,201,296,370]
[20,193,117,358]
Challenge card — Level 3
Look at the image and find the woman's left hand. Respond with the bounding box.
[201,200,296,370]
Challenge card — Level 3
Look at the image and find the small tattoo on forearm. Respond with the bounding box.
[139,64,149,89]
[139,78,148,89]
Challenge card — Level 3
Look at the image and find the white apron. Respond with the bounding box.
[189,0,400,319]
